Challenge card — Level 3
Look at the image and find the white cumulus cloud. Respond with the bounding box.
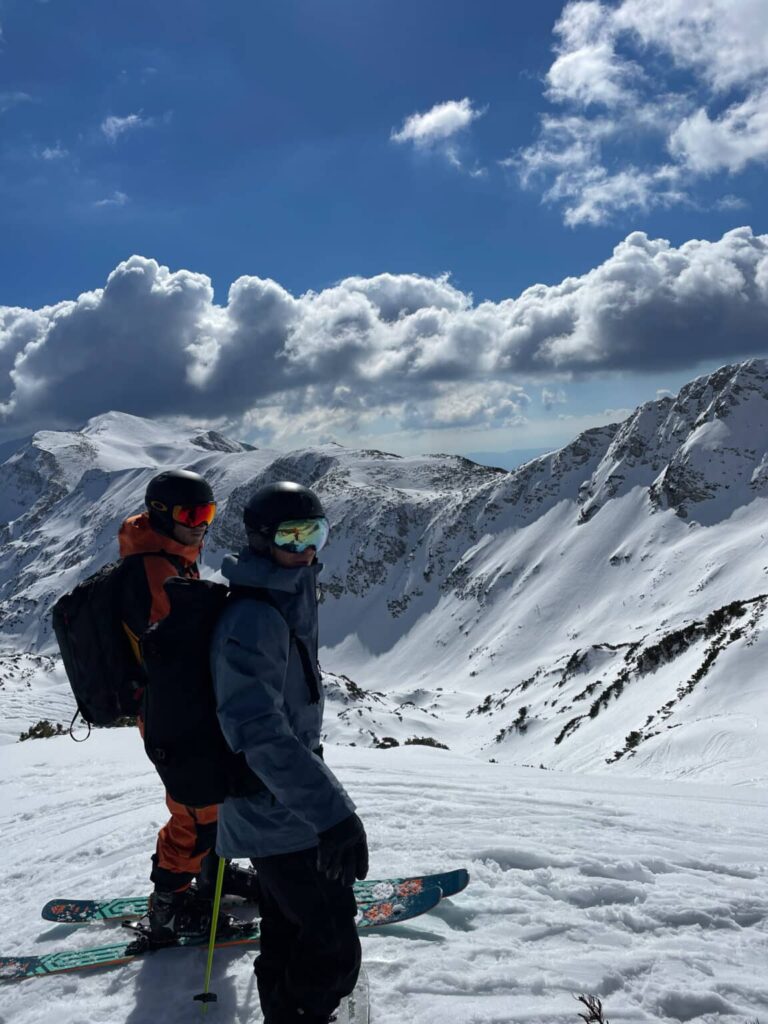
[1,229,767,441]
[391,98,486,174]
[669,87,768,175]
[519,0,768,225]
[392,98,484,146]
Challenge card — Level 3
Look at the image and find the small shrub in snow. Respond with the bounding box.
[19,719,66,742]
[607,727,658,763]
[561,650,589,683]
[108,715,138,728]
[624,730,643,750]
[339,675,366,700]
[588,672,628,718]
[404,736,449,750]
[468,693,494,716]
[374,736,400,749]
[555,715,583,745]
[705,599,746,634]
[495,705,532,744]
[513,705,529,732]
[576,993,609,1023]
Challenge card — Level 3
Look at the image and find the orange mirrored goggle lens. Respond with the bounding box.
[172,502,217,527]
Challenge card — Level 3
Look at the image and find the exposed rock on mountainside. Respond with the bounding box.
[581,360,768,522]
[190,430,256,453]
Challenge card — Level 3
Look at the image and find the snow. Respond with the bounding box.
[1,732,767,1022]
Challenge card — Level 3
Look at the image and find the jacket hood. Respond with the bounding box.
[118,512,201,565]
[221,547,321,593]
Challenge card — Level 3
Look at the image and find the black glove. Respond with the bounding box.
[317,813,369,887]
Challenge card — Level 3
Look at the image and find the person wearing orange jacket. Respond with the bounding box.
[119,468,259,942]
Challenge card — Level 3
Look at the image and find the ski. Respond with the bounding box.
[1,887,440,983]
[339,965,370,1024]
[41,867,469,924]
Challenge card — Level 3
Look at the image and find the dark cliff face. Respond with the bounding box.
[571,360,768,522]
[189,430,255,453]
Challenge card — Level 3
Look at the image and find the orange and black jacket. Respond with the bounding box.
[118,512,201,665]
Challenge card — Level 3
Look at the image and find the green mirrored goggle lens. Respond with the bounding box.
[272,517,329,553]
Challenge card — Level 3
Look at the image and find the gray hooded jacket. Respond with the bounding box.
[211,548,355,858]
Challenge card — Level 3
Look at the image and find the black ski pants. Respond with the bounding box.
[251,846,361,1024]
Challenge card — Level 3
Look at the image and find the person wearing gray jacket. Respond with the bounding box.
[211,481,368,1024]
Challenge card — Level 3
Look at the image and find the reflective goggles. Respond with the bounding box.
[172,502,217,528]
[272,517,329,553]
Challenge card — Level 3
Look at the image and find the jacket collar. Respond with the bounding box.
[221,547,321,593]
[118,512,201,564]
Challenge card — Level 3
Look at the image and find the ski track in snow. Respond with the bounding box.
[1,734,767,1024]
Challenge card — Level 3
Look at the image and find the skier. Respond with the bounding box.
[118,468,259,942]
[211,481,368,1024]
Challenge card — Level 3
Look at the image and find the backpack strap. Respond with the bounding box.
[122,551,195,576]
[150,551,195,577]
[118,553,197,667]
[292,636,321,705]
[228,585,321,705]
[68,707,91,743]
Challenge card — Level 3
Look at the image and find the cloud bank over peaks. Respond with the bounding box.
[1,227,767,442]
[519,0,768,225]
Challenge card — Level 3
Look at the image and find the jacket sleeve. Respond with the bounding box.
[212,604,354,833]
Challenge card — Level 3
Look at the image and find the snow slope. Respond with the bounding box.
[2,732,767,1023]
[1,361,768,783]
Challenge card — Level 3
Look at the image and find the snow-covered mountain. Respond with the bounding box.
[2,360,767,784]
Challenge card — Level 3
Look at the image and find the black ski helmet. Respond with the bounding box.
[145,469,215,537]
[243,481,325,550]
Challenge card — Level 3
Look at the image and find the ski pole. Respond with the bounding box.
[193,855,226,1014]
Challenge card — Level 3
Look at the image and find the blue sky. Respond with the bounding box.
[1,0,767,459]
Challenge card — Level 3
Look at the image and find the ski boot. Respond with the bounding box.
[137,888,243,946]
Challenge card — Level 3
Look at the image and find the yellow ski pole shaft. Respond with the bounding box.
[193,855,226,1014]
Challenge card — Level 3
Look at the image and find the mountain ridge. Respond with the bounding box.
[1,359,767,783]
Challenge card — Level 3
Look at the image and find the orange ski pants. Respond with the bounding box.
[151,792,219,892]
[138,717,218,891]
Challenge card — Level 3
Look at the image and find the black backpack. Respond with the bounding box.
[139,576,320,808]
[51,556,162,727]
